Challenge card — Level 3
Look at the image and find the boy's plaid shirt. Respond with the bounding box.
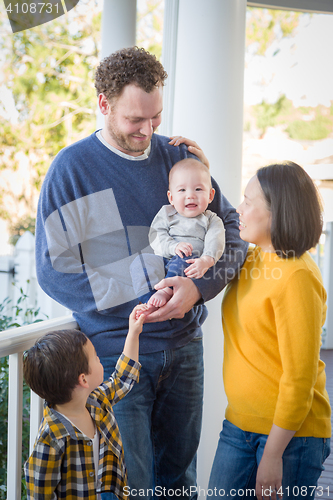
[24,353,141,500]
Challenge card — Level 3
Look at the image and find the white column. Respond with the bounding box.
[97,0,137,128]
[171,0,247,490]
[173,0,246,208]
[100,0,137,59]
[160,0,179,136]
[323,222,333,348]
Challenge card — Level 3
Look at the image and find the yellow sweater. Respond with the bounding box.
[222,246,331,438]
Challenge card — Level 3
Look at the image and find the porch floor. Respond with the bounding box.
[316,349,333,499]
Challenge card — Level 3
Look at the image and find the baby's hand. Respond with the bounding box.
[184,256,214,279]
[129,304,148,336]
[175,242,193,258]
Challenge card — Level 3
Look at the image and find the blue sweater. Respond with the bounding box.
[36,132,248,356]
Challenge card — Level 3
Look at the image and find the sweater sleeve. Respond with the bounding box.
[97,353,141,406]
[149,206,178,258]
[202,211,225,263]
[272,268,326,431]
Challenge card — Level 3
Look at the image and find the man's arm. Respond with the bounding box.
[194,179,248,302]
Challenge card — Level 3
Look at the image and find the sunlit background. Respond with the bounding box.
[0,0,332,255]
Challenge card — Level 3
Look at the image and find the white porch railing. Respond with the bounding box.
[318,221,333,349]
[0,315,77,500]
[0,222,332,499]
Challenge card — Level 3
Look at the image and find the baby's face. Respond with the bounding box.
[168,167,215,218]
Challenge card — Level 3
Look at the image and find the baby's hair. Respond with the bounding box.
[23,329,89,406]
[169,158,212,188]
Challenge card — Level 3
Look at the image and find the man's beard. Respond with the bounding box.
[107,117,154,153]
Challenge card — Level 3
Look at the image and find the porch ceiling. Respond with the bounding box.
[247,0,333,14]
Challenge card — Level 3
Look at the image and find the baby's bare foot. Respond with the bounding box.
[135,288,173,319]
[148,287,173,308]
[135,302,158,319]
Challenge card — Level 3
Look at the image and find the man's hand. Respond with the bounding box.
[184,256,214,279]
[169,136,210,169]
[144,276,201,323]
[175,242,193,258]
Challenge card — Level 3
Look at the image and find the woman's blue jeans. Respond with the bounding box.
[100,336,204,500]
[208,420,330,499]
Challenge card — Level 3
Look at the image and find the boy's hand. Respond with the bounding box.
[129,304,148,336]
[175,242,193,257]
[184,256,215,279]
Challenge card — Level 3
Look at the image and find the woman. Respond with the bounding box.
[208,162,331,500]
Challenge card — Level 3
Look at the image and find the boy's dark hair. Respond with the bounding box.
[23,329,89,406]
[94,46,168,102]
[257,162,323,258]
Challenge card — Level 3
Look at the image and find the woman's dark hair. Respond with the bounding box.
[95,46,168,102]
[257,162,323,258]
[23,329,89,406]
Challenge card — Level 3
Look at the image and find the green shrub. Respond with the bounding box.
[0,284,46,500]
[254,94,292,135]
[286,115,332,140]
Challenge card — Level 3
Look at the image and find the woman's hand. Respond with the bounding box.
[256,454,283,500]
[169,136,210,169]
[256,425,296,500]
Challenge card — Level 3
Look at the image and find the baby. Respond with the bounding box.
[140,158,225,316]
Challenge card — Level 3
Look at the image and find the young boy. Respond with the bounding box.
[131,158,225,317]
[23,303,148,500]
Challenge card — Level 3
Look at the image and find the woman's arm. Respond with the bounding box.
[257,265,326,500]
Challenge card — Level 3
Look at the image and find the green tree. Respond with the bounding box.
[137,0,164,59]
[0,0,102,240]
[287,113,332,141]
[254,94,292,136]
[246,7,302,56]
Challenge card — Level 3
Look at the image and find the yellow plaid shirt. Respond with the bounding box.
[24,353,141,500]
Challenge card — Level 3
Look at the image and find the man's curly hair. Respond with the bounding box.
[94,46,168,102]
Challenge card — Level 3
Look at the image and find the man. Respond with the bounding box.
[36,46,248,499]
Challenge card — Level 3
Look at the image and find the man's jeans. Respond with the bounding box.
[208,420,330,499]
[100,336,204,500]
